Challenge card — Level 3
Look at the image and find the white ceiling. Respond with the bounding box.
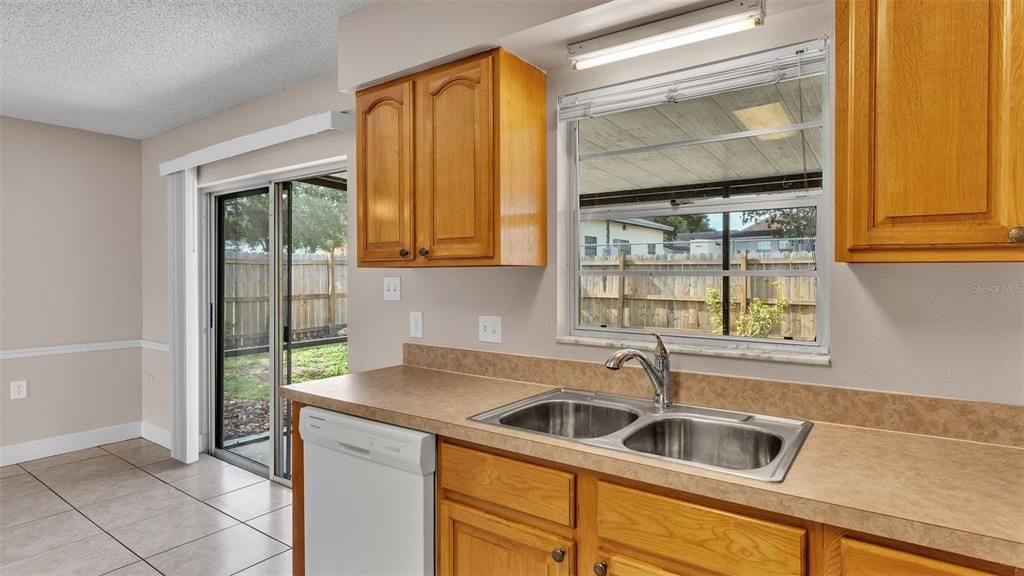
[0,0,368,139]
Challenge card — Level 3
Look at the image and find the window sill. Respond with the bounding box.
[555,335,831,366]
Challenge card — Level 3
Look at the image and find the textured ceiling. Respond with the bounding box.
[0,0,368,139]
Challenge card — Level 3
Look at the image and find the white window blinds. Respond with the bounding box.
[558,40,827,122]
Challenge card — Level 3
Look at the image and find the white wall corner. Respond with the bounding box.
[140,421,172,449]
[0,422,142,466]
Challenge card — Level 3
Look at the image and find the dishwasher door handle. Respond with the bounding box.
[336,441,371,456]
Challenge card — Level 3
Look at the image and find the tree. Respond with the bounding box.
[224,193,270,252]
[741,208,816,238]
[648,214,713,236]
[290,182,348,253]
[222,182,348,254]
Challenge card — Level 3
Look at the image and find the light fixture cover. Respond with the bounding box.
[568,0,766,70]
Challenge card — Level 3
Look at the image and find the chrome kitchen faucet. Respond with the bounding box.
[604,332,673,412]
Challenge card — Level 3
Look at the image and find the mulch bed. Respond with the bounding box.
[223,398,270,441]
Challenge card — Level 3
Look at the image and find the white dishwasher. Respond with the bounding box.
[300,407,435,576]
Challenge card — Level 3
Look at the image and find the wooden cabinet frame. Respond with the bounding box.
[835,0,1024,262]
[355,49,547,268]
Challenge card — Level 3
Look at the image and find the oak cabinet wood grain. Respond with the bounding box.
[821,526,1015,576]
[356,49,546,267]
[356,80,415,263]
[439,442,575,527]
[439,501,575,576]
[595,481,805,576]
[416,55,494,260]
[835,0,1024,262]
[597,554,691,576]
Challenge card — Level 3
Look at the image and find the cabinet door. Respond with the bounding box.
[415,54,495,261]
[595,482,805,576]
[438,501,574,576]
[837,538,997,576]
[598,555,691,576]
[836,0,1024,261]
[356,80,415,264]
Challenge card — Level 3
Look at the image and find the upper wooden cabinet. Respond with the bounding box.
[356,49,547,267]
[356,80,414,263]
[835,0,1024,262]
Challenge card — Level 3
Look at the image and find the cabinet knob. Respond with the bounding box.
[419,247,430,257]
[399,248,410,258]
[1010,227,1024,243]
[593,561,608,576]
[551,548,566,563]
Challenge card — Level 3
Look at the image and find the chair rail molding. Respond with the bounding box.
[0,339,169,360]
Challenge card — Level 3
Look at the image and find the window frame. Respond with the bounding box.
[565,41,832,358]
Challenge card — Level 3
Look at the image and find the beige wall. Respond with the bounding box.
[135,0,1023,448]
[0,117,143,446]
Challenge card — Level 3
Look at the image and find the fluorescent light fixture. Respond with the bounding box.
[568,0,766,71]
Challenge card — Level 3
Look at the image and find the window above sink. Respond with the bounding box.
[560,40,831,360]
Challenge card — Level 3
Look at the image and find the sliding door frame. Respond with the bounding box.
[202,159,347,485]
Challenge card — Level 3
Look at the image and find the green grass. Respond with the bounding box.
[223,342,348,401]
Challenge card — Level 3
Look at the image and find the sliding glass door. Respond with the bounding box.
[212,171,349,480]
[274,173,349,480]
[214,188,273,470]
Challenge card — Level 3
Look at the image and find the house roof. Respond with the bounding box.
[613,218,674,232]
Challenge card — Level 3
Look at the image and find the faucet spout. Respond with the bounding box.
[604,333,673,410]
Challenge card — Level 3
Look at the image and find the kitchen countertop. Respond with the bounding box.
[281,365,1024,568]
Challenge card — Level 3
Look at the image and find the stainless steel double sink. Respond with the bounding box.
[470,388,812,482]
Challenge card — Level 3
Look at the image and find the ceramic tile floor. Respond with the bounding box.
[0,439,292,576]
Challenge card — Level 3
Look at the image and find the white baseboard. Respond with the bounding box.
[141,422,172,449]
[0,421,142,466]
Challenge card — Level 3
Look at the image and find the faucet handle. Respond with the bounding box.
[651,332,668,358]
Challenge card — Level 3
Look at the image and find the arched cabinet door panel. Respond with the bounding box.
[356,80,414,264]
[415,54,495,261]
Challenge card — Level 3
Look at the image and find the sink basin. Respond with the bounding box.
[470,388,811,482]
[498,400,638,439]
[623,418,782,470]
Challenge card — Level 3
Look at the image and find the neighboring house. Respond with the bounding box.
[579,218,673,257]
[668,225,815,257]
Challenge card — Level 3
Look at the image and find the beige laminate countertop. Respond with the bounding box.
[281,365,1024,568]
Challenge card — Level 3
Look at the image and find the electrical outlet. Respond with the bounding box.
[10,380,27,400]
[479,316,502,343]
[409,311,423,338]
[383,277,401,301]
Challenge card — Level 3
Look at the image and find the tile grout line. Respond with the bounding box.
[228,548,292,576]
[12,441,292,575]
[119,449,293,571]
[14,464,157,575]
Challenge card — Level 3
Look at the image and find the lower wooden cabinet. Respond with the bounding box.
[439,501,575,576]
[434,441,1020,576]
[594,481,805,576]
[596,554,690,576]
[822,527,1015,576]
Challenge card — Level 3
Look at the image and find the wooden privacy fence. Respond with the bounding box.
[580,251,817,341]
[222,252,347,350]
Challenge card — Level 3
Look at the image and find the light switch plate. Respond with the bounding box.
[409,311,423,338]
[383,277,401,301]
[479,316,502,343]
[10,380,27,400]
